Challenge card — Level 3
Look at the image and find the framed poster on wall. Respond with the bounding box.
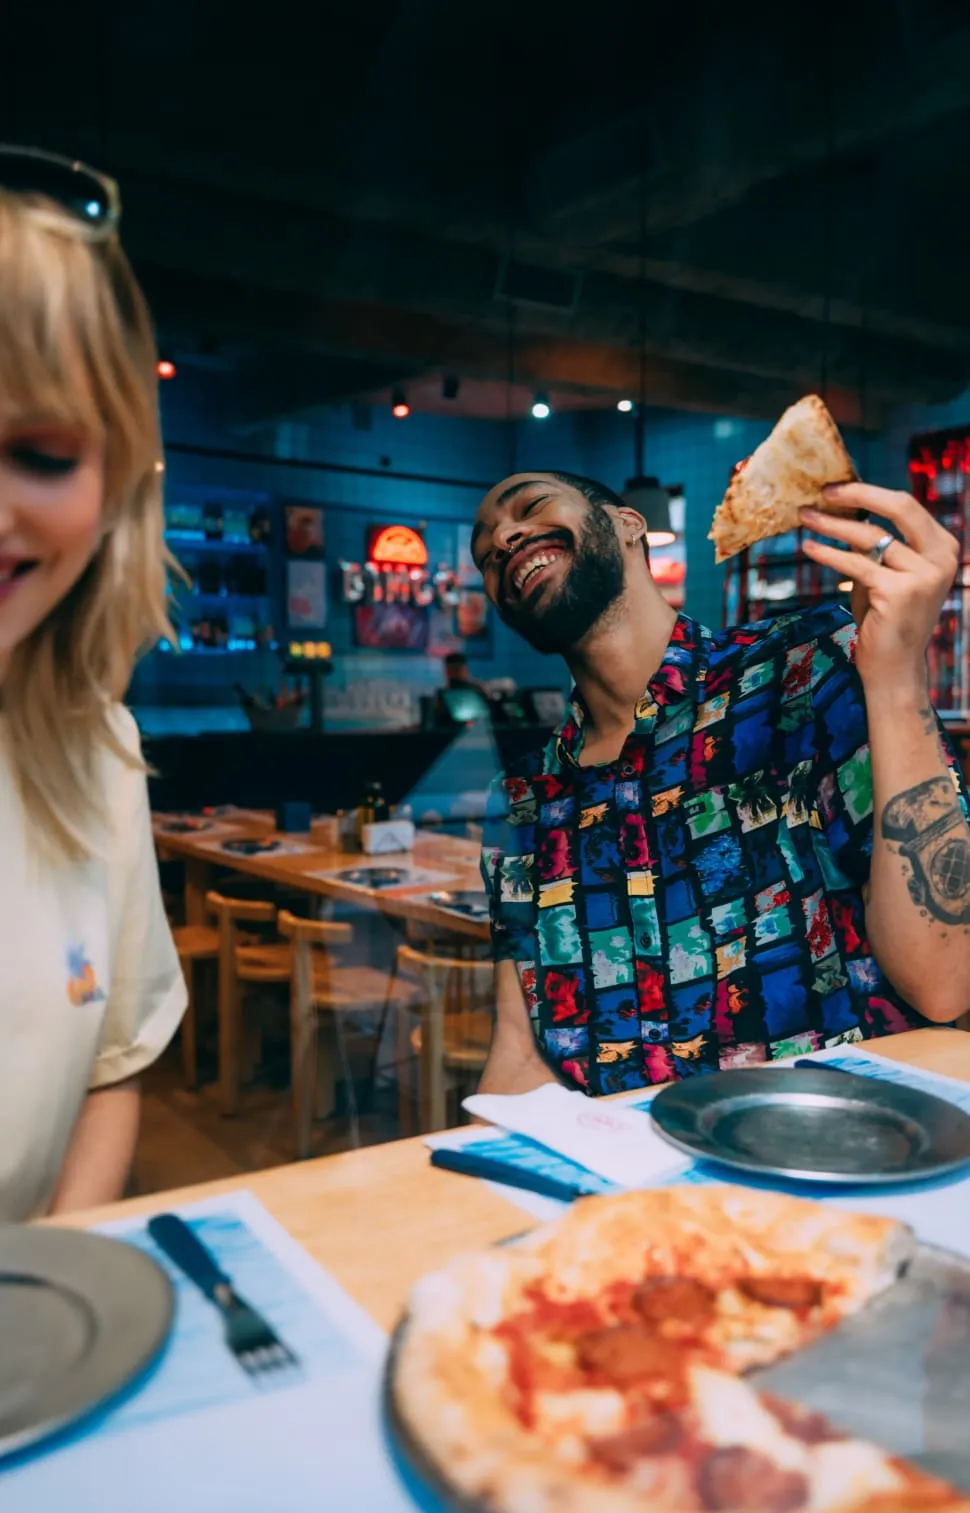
[285,505,325,557]
[287,559,327,628]
[354,602,430,651]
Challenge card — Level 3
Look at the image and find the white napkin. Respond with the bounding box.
[462,1084,690,1188]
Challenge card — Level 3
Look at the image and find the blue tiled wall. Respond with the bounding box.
[134,368,966,735]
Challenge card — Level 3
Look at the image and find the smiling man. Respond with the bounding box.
[472,470,970,1097]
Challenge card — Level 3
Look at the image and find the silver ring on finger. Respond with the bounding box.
[867,531,895,566]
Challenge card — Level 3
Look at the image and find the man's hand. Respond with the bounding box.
[800,482,959,696]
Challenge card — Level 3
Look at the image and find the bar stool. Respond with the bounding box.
[393,944,494,1135]
[277,911,418,1157]
[171,923,220,1088]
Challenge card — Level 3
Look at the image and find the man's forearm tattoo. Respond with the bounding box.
[881,775,970,926]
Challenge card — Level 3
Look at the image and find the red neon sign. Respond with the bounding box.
[368,524,428,566]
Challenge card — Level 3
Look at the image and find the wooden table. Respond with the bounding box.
[48,1028,970,1332]
[153,811,489,943]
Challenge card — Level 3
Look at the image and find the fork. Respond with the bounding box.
[147,1213,300,1382]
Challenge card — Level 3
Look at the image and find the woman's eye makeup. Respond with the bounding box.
[3,440,82,477]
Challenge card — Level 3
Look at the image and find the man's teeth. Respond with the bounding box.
[513,550,560,592]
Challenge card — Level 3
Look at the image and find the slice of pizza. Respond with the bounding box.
[708,394,857,563]
[389,1187,967,1513]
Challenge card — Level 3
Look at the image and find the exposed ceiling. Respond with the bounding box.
[6,0,970,430]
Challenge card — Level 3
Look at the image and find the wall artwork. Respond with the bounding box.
[287,559,327,628]
[354,601,430,652]
[285,505,325,557]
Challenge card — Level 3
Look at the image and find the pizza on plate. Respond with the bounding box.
[708,395,857,563]
[390,1186,967,1512]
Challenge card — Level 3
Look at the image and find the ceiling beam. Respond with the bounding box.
[230,352,426,430]
[147,268,885,429]
[527,26,970,244]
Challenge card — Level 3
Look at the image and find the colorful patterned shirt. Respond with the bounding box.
[481,605,968,1095]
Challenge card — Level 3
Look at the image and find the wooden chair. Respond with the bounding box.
[277,911,417,1158]
[171,923,220,1088]
[393,944,495,1135]
[206,891,293,1115]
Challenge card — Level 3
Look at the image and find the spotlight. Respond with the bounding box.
[617,398,634,413]
[531,391,551,420]
[442,375,460,401]
[391,385,410,419]
[157,358,176,380]
[838,580,852,592]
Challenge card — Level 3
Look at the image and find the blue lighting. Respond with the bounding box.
[84,199,101,219]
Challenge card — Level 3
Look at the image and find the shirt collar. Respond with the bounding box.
[549,613,710,770]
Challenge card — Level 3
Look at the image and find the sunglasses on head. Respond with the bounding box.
[0,144,120,241]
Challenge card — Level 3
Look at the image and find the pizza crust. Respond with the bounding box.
[389,1187,949,1513]
[708,395,857,563]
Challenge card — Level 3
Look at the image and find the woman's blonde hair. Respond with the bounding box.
[0,189,176,857]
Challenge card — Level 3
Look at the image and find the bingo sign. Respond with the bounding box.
[340,525,462,609]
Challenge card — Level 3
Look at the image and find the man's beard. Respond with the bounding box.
[496,508,625,655]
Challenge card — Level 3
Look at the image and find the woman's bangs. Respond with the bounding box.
[0,206,106,442]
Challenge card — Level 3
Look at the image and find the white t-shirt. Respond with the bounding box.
[0,706,186,1221]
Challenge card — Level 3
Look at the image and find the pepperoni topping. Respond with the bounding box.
[737,1276,823,1311]
[633,1276,716,1325]
[697,1446,808,1511]
[575,1325,686,1394]
[587,1414,683,1473]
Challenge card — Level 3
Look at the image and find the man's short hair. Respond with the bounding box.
[444,651,467,669]
[549,471,649,561]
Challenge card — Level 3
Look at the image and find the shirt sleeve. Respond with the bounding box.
[90,711,187,1089]
[480,773,537,966]
[810,620,970,887]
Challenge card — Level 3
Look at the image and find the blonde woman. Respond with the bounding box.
[0,146,186,1220]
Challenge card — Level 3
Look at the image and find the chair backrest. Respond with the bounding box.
[276,910,353,948]
[395,943,494,1057]
[206,891,277,926]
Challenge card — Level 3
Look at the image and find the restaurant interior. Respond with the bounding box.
[4,0,970,1507]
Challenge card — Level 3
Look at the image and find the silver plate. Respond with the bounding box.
[427,890,489,920]
[650,1067,970,1183]
[0,1225,174,1459]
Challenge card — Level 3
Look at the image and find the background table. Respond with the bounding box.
[46,1028,970,1332]
[154,814,489,943]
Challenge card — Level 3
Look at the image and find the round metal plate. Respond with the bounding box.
[650,1067,970,1183]
[384,1318,485,1513]
[0,1226,174,1459]
[428,890,489,919]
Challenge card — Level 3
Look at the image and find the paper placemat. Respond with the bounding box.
[453,1051,970,1251]
[1,1192,422,1513]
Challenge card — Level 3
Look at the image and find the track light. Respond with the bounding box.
[531,391,551,420]
[442,375,460,401]
[391,386,410,419]
[157,358,176,380]
[617,398,634,413]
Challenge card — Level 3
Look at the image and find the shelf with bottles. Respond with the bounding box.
[166,532,269,556]
[156,637,279,655]
[909,427,970,719]
[164,492,273,554]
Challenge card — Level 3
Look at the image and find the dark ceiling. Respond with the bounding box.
[7,0,970,430]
